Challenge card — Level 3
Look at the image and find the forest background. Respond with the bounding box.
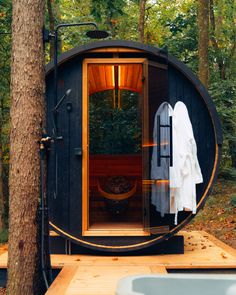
[0,0,235,246]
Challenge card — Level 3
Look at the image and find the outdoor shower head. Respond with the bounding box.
[66,88,72,96]
[86,29,109,39]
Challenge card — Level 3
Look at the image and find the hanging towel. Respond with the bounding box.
[172,101,203,224]
[151,102,175,216]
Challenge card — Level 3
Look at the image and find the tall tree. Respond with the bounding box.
[138,0,147,43]
[209,0,236,170]
[197,0,209,88]
[7,0,46,294]
[0,0,12,232]
[209,0,236,80]
[0,106,5,231]
[47,0,55,60]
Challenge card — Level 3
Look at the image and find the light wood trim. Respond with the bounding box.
[83,58,147,65]
[57,265,153,295]
[45,265,78,295]
[3,231,236,270]
[83,229,150,237]
[82,58,148,237]
[82,60,89,234]
[88,48,144,53]
[50,231,59,237]
[50,221,155,248]
[197,144,219,209]
[143,59,150,231]
[202,231,236,258]
[150,265,167,273]
[0,252,7,268]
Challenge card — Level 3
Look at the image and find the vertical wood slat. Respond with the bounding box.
[45,44,221,252]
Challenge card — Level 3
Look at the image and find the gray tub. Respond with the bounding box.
[116,274,236,295]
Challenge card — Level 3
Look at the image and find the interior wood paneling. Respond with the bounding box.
[88,64,143,95]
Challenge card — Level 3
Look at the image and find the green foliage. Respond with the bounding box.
[0,228,8,243]
[219,167,236,181]
[230,195,236,207]
[163,6,198,71]
[115,1,139,40]
[89,90,141,154]
[209,79,236,170]
[42,0,235,180]
[91,0,127,37]
[91,0,126,23]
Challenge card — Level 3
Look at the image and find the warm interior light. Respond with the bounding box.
[118,65,121,88]
[111,65,115,87]
[88,63,143,95]
[142,141,169,147]
[155,180,169,184]
[142,180,169,185]
[142,142,157,147]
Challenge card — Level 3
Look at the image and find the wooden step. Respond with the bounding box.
[45,265,167,295]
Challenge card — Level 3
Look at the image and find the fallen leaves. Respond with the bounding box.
[221,252,228,259]
[185,180,236,249]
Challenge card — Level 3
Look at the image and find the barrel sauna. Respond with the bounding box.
[45,40,222,253]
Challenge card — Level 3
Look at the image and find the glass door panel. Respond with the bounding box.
[143,60,171,234]
[83,61,147,236]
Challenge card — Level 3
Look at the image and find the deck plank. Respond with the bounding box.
[1,231,236,294]
[46,266,78,295]
[150,265,167,273]
[47,231,236,269]
[63,265,157,295]
[0,231,236,270]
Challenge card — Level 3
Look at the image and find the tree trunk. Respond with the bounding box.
[210,0,236,80]
[0,121,4,231]
[47,0,55,61]
[138,0,147,43]
[209,0,226,80]
[198,0,209,88]
[7,0,45,294]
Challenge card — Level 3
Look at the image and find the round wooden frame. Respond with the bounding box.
[46,40,222,252]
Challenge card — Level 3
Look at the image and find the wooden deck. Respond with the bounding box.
[0,231,236,294]
[46,265,167,295]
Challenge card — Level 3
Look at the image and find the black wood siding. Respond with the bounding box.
[46,41,221,252]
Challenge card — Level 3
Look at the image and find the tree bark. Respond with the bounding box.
[138,0,147,43]
[210,0,236,79]
[47,0,55,61]
[198,0,209,88]
[7,0,45,294]
[209,0,226,79]
[0,119,4,231]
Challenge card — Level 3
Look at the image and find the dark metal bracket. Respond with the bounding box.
[157,115,173,167]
